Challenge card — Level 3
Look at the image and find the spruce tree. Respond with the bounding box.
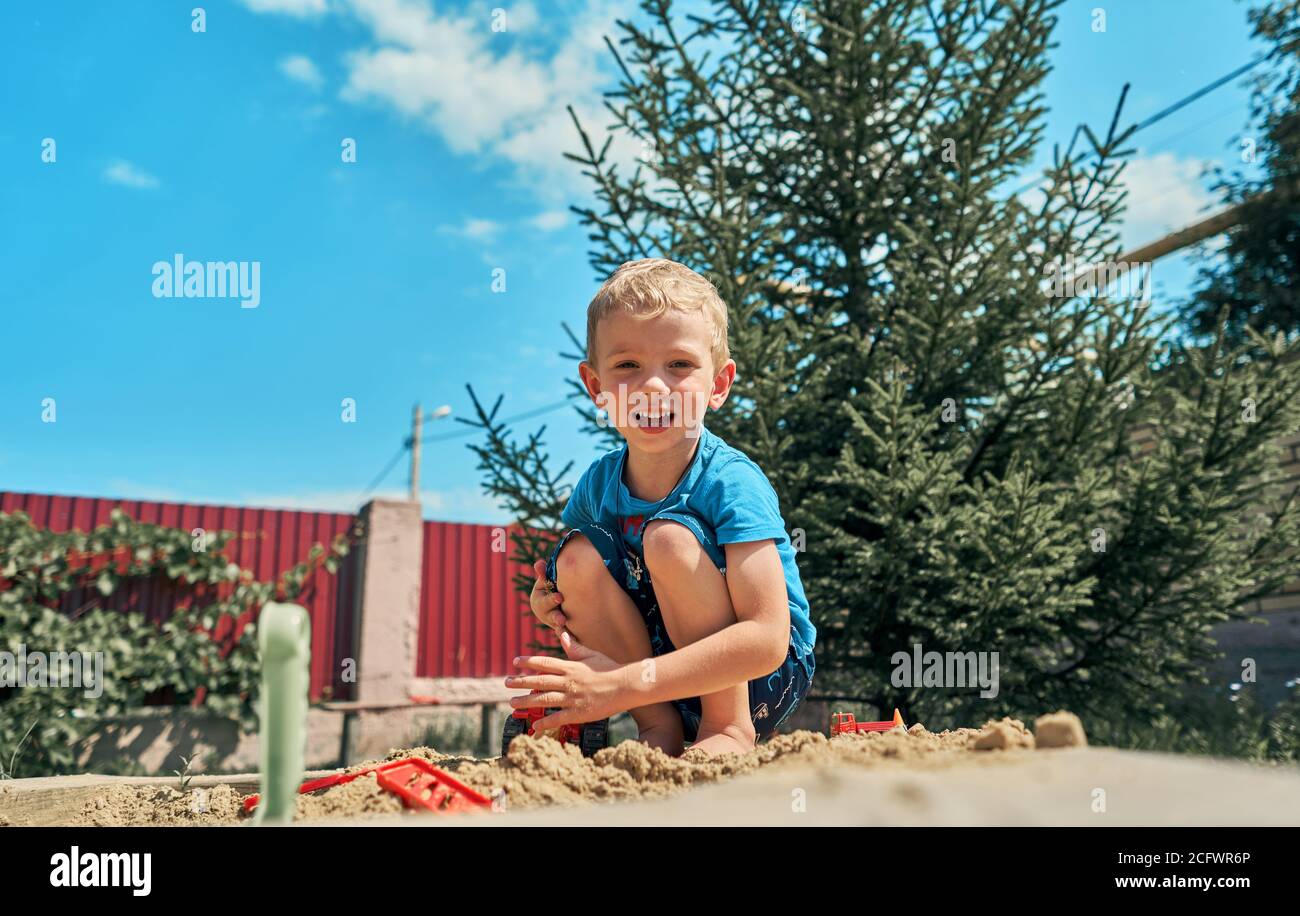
[467,0,1300,730]
[1184,0,1300,347]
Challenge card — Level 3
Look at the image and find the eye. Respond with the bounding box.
[615,361,636,369]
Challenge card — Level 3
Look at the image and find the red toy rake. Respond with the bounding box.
[829,708,906,736]
[242,756,493,815]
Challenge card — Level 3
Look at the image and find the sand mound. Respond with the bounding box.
[62,714,1087,825]
[77,784,248,826]
[972,716,1036,750]
[1034,711,1088,748]
[294,772,406,819]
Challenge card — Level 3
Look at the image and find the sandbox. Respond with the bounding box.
[6,712,1298,827]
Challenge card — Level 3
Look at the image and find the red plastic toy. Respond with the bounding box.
[242,756,492,815]
[501,690,609,757]
[829,708,906,736]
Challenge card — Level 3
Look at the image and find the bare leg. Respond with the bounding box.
[553,532,685,756]
[642,520,757,757]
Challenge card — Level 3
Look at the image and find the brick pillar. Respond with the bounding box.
[352,499,424,705]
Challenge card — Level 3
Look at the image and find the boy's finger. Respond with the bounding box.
[530,712,566,732]
[510,690,566,709]
[504,673,564,692]
[530,711,574,733]
[531,589,561,616]
[550,611,566,629]
[531,577,552,594]
[514,654,567,674]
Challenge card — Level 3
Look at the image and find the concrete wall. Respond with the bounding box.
[351,498,424,705]
[75,699,515,774]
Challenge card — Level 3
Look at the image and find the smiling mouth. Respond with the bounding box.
[631,408,675,428]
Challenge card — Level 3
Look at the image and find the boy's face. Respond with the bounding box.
[579,307,735,453]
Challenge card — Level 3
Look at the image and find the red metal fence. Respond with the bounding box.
[0,491,360,702]
[3,490,555,693]
[417,520,552,678]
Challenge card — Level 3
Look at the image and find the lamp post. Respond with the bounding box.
[409,403,452,503]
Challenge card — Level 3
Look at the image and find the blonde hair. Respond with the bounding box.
[585,258,730,374]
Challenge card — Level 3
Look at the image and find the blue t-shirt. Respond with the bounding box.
[560,423,816,661]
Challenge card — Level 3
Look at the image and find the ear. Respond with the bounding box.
[577,361,600,402]
[709,359,737,409]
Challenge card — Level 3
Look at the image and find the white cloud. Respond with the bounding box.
[1119,152,1217,249]
[503,1,541,32]
[439,217,502,241]
[340,17,552,154]
[242,0,329,16]
[464,218,499,240]
[529,210,568,231]
[103,160,160,189]
[279,53,324,89]
[236,0,640,201]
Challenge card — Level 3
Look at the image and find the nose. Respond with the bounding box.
[638,370,672,400]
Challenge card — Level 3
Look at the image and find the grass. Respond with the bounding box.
[0,722,36,780]
[173,753,201,792]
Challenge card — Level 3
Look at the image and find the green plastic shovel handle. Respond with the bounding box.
[252,602,311,826]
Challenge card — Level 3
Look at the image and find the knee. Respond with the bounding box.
[553,532,606,599]
[642,519,705,575]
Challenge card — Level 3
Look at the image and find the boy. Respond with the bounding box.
[504,258,816,757]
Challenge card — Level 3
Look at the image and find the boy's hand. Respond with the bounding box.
[504,631,629,732]
[529,559,568,632]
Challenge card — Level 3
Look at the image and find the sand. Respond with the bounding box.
[20,713,1090,826]
[971,716,1036,750]
[26,710,1294,827]
[1033,711,1088,748]
[76,783,249,826]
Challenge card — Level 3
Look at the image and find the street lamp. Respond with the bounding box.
[409,403,453,503]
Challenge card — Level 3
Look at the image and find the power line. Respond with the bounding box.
[1011,55,1268,198]
[419,397,579,444]
[1132,57,1265,134]
[353,442,410,508]
[1139,102,1246,157]
[352,396,581,508]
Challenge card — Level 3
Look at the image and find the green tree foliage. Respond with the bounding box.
[1090,682,1300,763]
[1184,0,1300,346]
[469,0,1300,733]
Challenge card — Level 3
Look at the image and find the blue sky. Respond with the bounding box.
[0,0,1270,524]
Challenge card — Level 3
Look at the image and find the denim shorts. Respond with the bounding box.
[546,525,815,743]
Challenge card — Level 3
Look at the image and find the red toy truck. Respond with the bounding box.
[829,708,906,736]
[501,690,609,758]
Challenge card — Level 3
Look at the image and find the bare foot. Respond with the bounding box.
[630,701,685,756]
[637,719,685,757]
[685,721,756,757]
